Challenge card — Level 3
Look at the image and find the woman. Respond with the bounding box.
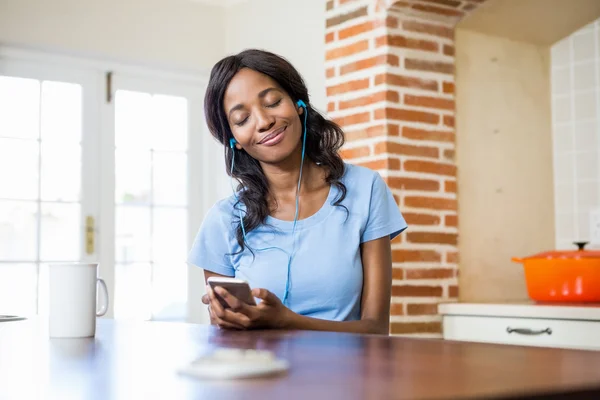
[188,49,407,335]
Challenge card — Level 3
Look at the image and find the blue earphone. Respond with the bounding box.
[228,99,307,306]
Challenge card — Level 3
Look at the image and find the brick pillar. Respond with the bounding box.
[325,0,486,336]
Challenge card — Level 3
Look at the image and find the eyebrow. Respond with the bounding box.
[227,87,281,119]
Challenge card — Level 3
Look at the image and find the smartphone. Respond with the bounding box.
[207,277,256,309]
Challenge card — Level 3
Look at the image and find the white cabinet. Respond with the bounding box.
[439,302,600,351]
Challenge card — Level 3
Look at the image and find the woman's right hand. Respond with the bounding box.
[203,285,246,330]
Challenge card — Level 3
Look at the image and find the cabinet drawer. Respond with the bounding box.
[443,315,600,351]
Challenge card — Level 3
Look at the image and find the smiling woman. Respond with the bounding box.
[187,49,407,335]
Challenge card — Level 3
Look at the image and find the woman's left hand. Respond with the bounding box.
[206,285,292,330]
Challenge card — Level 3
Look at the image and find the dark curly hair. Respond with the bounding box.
[204,49,347,252]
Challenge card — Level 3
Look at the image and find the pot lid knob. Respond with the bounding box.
[574,241,589,251]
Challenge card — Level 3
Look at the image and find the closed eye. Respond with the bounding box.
[235,116,249,126]
[267,99,282,108]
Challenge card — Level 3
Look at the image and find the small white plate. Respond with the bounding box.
[178,348,289,380]
[0,315,26,323]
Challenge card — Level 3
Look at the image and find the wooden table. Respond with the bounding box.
[1,318,600,399]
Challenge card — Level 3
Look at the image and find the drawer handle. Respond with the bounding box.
[506,327,552,335]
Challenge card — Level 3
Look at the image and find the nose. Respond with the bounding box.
[255,108,275,133]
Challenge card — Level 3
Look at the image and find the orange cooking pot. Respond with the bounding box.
[512,241,600,302]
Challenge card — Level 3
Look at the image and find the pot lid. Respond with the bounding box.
[521,242,600,260]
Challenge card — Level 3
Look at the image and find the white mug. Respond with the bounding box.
[48,263,109,338]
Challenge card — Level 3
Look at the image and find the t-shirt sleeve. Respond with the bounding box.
[361,172,408,243]
[187,203,236,276]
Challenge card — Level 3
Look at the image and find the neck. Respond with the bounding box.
[260,147,319,197]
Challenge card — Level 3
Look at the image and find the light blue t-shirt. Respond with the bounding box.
[187,163,407,322]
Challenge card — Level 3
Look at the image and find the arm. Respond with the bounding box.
[283,235,392,335]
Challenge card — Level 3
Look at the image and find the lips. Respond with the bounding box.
[258,126,287,146]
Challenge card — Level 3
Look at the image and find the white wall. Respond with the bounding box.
[551,18,600,250]
[0,0,225,73]
[225,0,327,114]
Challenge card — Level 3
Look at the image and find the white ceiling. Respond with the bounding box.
[189,0,248,7]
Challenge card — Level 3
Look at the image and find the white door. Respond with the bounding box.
[0,51,214,323]
[0,59,101,317]
[102,73,205,321]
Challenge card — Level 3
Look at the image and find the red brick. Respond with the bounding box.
[444,44,455,56]
[392,285,443,297]
[358,158,401,171]
[386,177,440,192]
[443,81,454,94]
[374,141,439,158]
[338,21,374,41]
[406,268,454,279]
[407,232,458,245]
[326,67,335,78]
[376,35,438,52]
[345,124,400,141]
[326,40,369,61]
[407,303,439,316]
[444,180,457,193]
[326,6,368,28]
[443,149,455,161]
[339,91,399,110]
[402,20,454,39]
[393,249,441,263]
[340,145,370,159]
[334,112,370,127]
[405,196,457,211]
[405,58,454,75]
[391,322,442,334]
[404,94,454,111]
[419,0,461,7]
[404,160,456,176]
[386,16,399,28]
[327,79,369,96]
[374,73,438,91]
[328,102,335,112]
[326,0,334,11]
[411,3,464,17]
[463,3,478,11]
[445,214,458,227]
[447,252,459,264]
[390,303,404,316]
[444,115,455,127]
[392,268,404,280]
[325,32,335,44]
[374,108,439,125]
[402,127,455,143]
[341,54,400,75]
[402,213,441,226]
[449,285,459,298]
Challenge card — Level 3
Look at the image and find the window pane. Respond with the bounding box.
[115,206,151,263]
[115,149,151,204]
[152,94,188,151]
[0,201,37,261]
[40,203,80,261]
[41,143,81,202]
[153,152,187,206]
[0,76,40,140]
[152,207,187,263]
[152,263,187,320]
[115,90,152,150]
[0,138,39,200]
[0,263,37,316]
[115,263,151,320]
[40,81,82,143]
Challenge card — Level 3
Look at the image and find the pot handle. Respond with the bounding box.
[574,241,588,251]
[511,257,524,263]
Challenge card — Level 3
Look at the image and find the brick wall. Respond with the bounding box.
[325,0,487,336]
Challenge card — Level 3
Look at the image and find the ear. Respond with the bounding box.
[235,143,243,150]
[297,105,304,115]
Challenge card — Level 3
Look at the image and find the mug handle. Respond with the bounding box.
[96,278,109,317]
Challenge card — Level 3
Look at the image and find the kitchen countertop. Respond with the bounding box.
[439,301,600,320]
